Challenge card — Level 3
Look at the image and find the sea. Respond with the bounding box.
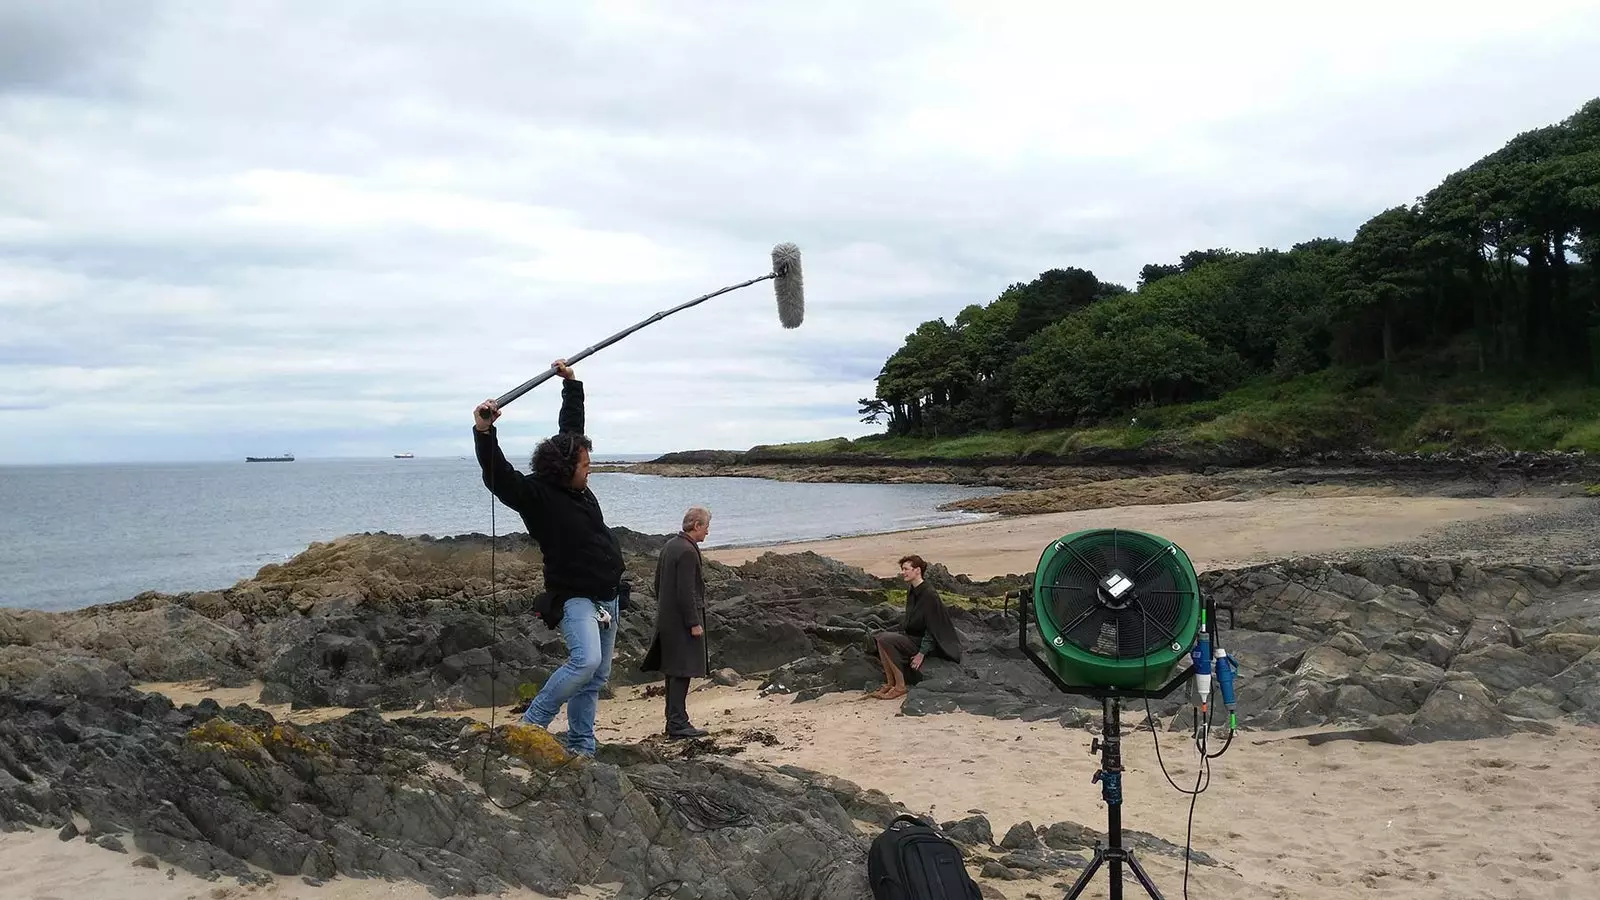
[0,455,1003,613]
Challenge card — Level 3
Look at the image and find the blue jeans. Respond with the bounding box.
[522,594,619,756]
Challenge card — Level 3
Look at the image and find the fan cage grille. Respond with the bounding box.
[1033,529,1201,665]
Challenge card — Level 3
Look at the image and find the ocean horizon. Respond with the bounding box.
[0,456,1002,614]
[0,451,673,466]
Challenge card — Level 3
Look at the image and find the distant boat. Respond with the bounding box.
[394,452,415,459]
[246,452,295,463]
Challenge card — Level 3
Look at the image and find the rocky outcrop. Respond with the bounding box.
[0,529,680,713]
[2,673,1233,898]
[780,445,1600,479]
[4,524,1600,897]
[5,530,1599,748]
[597,455,1599,518]
[1201,557,1600,741]
[758,556,1600,744]
[0,683,873,899]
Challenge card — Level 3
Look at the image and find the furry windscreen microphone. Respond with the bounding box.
[771,242,805,328]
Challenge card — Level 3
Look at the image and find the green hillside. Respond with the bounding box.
[819,98,1600,465]
[757,354,1600,463]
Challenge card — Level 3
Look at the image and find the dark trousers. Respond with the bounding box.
[665,676,694,732]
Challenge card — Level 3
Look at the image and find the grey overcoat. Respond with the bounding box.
[640,533,708,678]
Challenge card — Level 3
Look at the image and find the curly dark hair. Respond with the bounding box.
[898,554,929,575]
[530,432,593,486]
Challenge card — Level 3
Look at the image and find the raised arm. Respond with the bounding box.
[558,378,584,435]
[472,401,539,513]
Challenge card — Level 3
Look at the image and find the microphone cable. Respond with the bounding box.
[477,433,755,899]
[1141,563,1334,899]
[1136,612,1210,900]
[477,449,579,810]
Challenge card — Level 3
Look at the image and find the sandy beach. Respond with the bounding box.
[570,685,1600,900]
[7,492,1600,900]
[704,495,1578,577]
[0,834,621,900]
[31,673,1597,900]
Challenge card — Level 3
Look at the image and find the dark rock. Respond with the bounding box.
[0,687,871,900]
[980,861,1028,880]
[1199,557,1600,739]
[999,820,1041,850]
[940,814,994,849]
[1405,678,1520,742]
[1040,821,1100,852]
[772,766,909,827]
[716,620,813,676]
[996,848,1088,874]
[1125,830,1221,867]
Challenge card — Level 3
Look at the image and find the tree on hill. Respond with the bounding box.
[860,97,1600,438]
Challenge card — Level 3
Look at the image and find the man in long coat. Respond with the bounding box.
[642,506,711,738]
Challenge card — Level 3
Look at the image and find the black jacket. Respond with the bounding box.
[472,379,624,600]
[905,580,962,663]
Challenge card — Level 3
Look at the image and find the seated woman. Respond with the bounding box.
[868,554,963,699]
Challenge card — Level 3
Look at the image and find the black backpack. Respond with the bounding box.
[867,815,982,900]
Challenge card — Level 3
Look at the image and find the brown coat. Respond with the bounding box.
[640,533,707,678]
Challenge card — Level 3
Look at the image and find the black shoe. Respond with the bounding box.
[666,726,709,739]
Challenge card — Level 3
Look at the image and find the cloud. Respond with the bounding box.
[0,1,155,96]
[2,0,1599,463]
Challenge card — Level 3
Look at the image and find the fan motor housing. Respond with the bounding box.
[1030,528,1203,690]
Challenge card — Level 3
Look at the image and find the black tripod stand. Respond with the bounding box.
[1012,584,1205,900]
[1063,696,1165,899]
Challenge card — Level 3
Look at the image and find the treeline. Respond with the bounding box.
[860,98,1600,438]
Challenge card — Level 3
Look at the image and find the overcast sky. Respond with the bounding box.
[3,1,1599,465]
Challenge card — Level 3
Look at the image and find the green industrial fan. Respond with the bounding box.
[1026,527,1204,693]
[1009,528,1236,900]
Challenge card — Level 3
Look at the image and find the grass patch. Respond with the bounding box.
[185,717,328,759]
[752,365,1600,462]
[501,724,572,771]
[880,587,1009,611]
[753,430,1083,461]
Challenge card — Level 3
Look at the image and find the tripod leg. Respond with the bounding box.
[1062,848,1105,899]
[1125,851,1167,899]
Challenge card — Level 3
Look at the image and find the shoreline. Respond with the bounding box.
[701,510,1000,554]
[10,454,1599,615]
[12,493,1597,618]
[598,456,1598,512]
[613,443,1600,480]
